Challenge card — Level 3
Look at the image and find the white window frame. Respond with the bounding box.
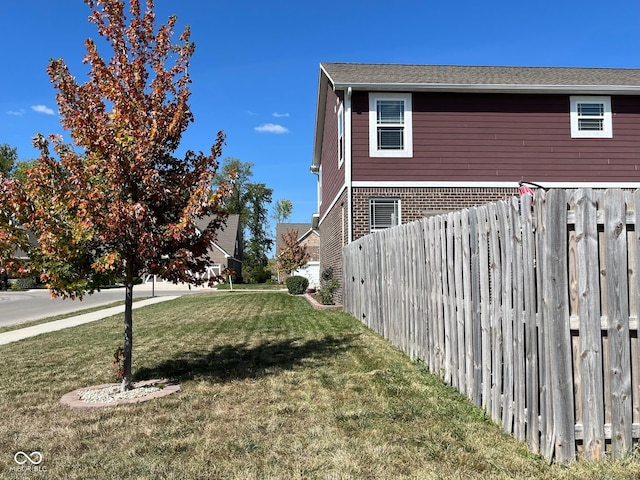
[570,96,612,138]
[369,93,413,157]
[369,198,401,233]
[337,103,345,168]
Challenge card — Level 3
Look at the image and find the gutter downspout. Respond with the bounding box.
[345,86,353,243]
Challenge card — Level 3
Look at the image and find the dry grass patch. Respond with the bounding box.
[1,292,639,479]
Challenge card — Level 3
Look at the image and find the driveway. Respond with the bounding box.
[0,281,215,328]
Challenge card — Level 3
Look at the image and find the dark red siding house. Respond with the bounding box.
[311,62,640,303]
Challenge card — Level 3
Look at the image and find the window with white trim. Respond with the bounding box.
[337,104,344,167]
[369,198,400,232]
[570,96,612,138]
[369,93,413,157]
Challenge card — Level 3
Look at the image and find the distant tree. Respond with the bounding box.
[0,144,18,176]
[0,179,30,272]
[214,157,253,222]
[0,146,29,272]
[214,158,277,282]
[272,198,292,224]
[276,228,309,275]
[12,160,36,184]
[3,0,232,391]
[243,182,273,281]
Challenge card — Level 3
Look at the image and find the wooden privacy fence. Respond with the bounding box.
[343,188,640,463]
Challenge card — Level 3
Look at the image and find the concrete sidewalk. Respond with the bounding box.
[0,295,179,346]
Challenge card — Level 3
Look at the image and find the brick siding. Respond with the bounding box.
[319,190,348,305]
[351,187,518,240]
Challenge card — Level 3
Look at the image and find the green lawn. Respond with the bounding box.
[1,292,639,479]
[215,282,286,290]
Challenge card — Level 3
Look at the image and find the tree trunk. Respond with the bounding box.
[121,275,134,392]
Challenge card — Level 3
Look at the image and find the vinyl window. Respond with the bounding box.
[570,96,612,138]
[369,93,412,157]
[369,198,400,232]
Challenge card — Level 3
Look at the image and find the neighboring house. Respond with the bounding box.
[194,213,243,283]
[10,231,36,262]
[1,230,36,282]
[275,222,320,287]
[311,62,640,302]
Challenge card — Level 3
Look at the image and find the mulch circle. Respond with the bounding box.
[60,379,180,410]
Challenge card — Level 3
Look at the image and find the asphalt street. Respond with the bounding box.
[0,281,215,328]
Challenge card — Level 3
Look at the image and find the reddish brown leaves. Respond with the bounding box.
[1,0,232,297]
[276,229,311,275]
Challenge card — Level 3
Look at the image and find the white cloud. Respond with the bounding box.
[7,109,25,116]
[32,105,55,115]
[254,123,289,134]
[272,112,290,118]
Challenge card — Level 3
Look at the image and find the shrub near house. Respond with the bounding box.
[286,275,308,295]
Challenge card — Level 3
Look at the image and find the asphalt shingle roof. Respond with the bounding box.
[321,63,640,89]
[276,223,311,248]
[195,214,240,257]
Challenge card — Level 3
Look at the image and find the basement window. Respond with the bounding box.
[370,198,400,232]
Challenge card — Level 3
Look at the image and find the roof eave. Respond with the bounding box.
[331,82,640,95]
[311,66,331,172]
[297,227,319,243]
[211,242,230,258]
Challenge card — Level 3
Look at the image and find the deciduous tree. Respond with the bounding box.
[272,198,292,224]
[4,0,231,391]
[0,144,18,176]
[214,157,254,223]
[0,178,30,273]
[243,182,272,281]
[214,158,276,283]
[276,228,309,275]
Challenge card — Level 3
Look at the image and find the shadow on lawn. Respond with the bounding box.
[134,334,360,383]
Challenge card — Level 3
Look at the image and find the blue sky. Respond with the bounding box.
[1,0,639,227]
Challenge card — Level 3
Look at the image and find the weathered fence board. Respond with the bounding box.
[521,192,539,453]
[572,188,605,460]
[488,202,503,425]
[343,188,640,462]
[603,189,633,458]
[544,189,576,462]
[461,209,474,402]
[510,197,526,442]
[498,200,514,434]
[469,208,483,407]
[453,213,465,393]
[478,206,492,412]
